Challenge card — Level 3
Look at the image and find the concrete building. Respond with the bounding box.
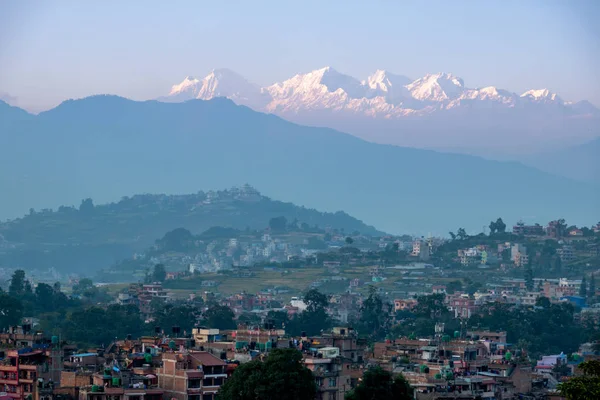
[157,351,227,400]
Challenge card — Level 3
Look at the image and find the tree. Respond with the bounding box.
[449,231,456,241]
[203,305,236,330]
[489,221,497,235]
[580,275,588,298]
[35,283,56,313]
[0,293,23,329]
[557,360,600,400]
[266,310,289,330]
[345,366,412,400]
[217,348,316,400]
[238,313,261,326]
[304,289,329,313]
[456,228,468,240]
[152,264,167,282]
[79,198,95,214]
[525,265,534,291]
[589,275,596,302]
[269,216,288,232]
[9,270,26,296]
[495,218,506,233]
[345,236,354,245]
[446,280,463,294]
[552,256,562,274]
[357,286,391,341]
[156,228,194,251]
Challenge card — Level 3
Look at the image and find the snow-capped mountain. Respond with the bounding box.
[163,66,597,118]
[161,67,600,153]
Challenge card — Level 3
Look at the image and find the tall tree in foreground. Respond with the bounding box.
[558,360,600,400]
[345,366,412,400]
[217,348,316,400]
[580,275,587,298]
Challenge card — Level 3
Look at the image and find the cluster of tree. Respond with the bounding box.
[558,360,600,400]
[468,297,600,358]
[216,349,412,400]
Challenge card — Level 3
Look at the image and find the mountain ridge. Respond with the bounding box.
[160,67,600,156]
[1,95,597,236]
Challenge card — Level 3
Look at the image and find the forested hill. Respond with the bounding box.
[0,186,382,273]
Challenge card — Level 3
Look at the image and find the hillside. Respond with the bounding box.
[522,137,600,184]
[0,186,381,273]
[1,96,598,237]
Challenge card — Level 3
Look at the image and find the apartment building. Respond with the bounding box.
[157,351,227,400]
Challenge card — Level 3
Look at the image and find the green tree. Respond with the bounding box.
[357,286,391,341]
[495,218,506,233]
[266,310,289,330]
[34,283,56,313]
[446,280,463,294]
[238,312,261,326]
[269,216,288,232]
[580,275,588,298]
[345,366,412,400]
[589,275,596,302]
[0,293,23,329]
[203,304,236,330]
[525,265,534,291]
[154,304,199,333]
[217,348,316,400]
[9,270,26,296]
[557,360,600,400]
[345,236,354,245]
[456,228,468,240]
[152,263,167,282]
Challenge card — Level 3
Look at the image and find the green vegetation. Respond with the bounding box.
[217,348,316,400]
[0,187,382,273]
[558,360,600,400]
[345,366,412,400]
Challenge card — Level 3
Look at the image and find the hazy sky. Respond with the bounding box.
[1,0,599,112]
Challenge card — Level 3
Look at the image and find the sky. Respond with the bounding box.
[0,0,599,113]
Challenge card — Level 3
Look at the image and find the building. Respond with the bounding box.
[557,246,575,263]
[157,351,227,400]
[511,244,527,266]
[394,299,417,313]
[513,222,544,236]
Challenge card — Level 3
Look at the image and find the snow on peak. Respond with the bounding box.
[407,72,465,102]
[161,67,595,119]
[169,76,201,97]
[364,70,412,92]
[520,89,563,104]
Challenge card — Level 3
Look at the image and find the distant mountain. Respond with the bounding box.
[161,67,600,155]
[0,96,598,239]
[522,137,600,184]
[0,185,382,273]
[0,100,33,129]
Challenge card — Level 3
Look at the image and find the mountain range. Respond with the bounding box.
[1,96,597,237]
[159,67,600,156]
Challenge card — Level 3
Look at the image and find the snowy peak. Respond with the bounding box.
[168,76,202,100]
[520,89,563,104]
[407,72,465,102]
[160,67,598,119]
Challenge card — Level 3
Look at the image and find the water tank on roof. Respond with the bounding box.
[505,351,512,361]
[169,340,176,350]
[454,331,460,338]
[420,365,429,373]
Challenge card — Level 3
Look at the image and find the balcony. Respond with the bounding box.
[0,365,17,372]
[0,378,18,385]
[19,365,38,371]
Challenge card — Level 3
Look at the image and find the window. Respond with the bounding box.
[188,379,201,389]
[202,395,213,400]
[189,396,200,400]
[328,377,336,387]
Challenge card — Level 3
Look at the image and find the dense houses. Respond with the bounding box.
[4,318,594,400]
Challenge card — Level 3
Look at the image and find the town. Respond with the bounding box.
[0,217,599,400]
